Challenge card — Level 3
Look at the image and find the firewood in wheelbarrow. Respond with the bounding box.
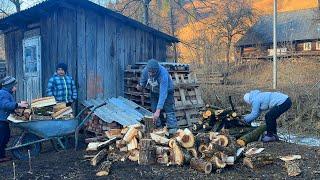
[31,96,56,108]
[52,107,73,119]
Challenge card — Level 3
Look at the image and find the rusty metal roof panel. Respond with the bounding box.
[82,97,152,126]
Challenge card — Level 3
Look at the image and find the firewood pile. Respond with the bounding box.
[8,96,74,121]
[124,62,204,127]
[84,115,276,176]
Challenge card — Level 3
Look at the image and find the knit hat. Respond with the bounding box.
[56,62,68,73]
[1,76,17,90]
[146,59,160,72]
[243,93,250,104]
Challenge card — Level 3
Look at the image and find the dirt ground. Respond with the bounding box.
[0,135,319,180]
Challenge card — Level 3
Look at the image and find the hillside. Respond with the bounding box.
[254,0,318,13]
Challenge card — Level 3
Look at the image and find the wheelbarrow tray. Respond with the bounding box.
[12,119,78,139]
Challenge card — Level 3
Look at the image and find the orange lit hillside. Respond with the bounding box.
[254,0,318,13]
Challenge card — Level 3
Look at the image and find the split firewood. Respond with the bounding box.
[52,107,73,119]
[119,146,128,152]
[236,125,266,147]
[152,127,168,137]
[285,161,301,177]
[23,109,31,119]
[279,155,302,161]
[137,131,143,140]
[116,140,127,149]
[155,146,170,164]
[97,137,118,151]
[127,137,138,151]
[53,103,66,113]
[190,158,212,174]
[105,129,122,139]
[128,149,140,162]
[86,142,101,151]
[121,127,129,135]
[223,156,235,165]
[150,133,170,145]
[84,154,96,159]
[187,148,198,158]
[245,148,265,157]
[168,139,176,148]
[96,161,112,176]
[31,96,56,108]
[207,155,227,169]
[243,153,274,169]
[169,140,184,165]
[123,126,138,143]
[91,149,108,166]
[176,128,195,148]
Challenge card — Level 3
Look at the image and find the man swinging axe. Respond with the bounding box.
[136,59,178,135]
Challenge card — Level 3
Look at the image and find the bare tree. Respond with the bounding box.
[212,0,256,66]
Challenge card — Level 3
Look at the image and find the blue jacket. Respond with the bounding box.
[0,88,17,121]
[46,73,77,103]
[139,65,174,110]
[244,90,289,123]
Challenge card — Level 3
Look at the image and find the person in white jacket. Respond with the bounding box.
[243,90,292,142]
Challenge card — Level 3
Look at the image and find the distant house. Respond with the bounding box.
[235,8,320,60]
[0,0,178,102]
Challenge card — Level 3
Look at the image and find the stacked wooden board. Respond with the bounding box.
[124,63,204,127]
[8,96,74,121]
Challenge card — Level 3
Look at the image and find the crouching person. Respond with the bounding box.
[0,76,28,162]
[243,90,292,142]
[46,62,77,106]
[136,59,178,135]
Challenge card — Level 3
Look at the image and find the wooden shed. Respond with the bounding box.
[0,0,178,102]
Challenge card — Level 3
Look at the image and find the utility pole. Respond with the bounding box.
[142,0,151,25]
[273,0,277,89]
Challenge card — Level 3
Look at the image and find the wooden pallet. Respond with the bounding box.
[124,64,204,127]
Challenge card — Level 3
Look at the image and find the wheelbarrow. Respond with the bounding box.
[6,102,106,160]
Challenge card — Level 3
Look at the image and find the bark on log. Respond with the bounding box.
[285,161,301,177]
[198,144,208,154]
[138,138,156,165]
[208,143,236,156]
[187,148,198,158]
[144,116,154,138]
[195,133,211,145]
[237,125,267,147]
[190,158,212,174]
[169,140,184,165]
[243,153,274,169]
[97,137,118,151]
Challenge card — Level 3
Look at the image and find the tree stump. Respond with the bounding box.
[144,116,155,138]
[138,138,156,165]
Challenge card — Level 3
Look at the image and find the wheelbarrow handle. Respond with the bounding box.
[74,102,106,150]
[74,105,94,120]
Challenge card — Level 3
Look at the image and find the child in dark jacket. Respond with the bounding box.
[0,76,28,162]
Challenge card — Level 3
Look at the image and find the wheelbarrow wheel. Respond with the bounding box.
[11,133,42,161]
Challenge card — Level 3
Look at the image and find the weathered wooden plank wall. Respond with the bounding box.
[4,5,170,103]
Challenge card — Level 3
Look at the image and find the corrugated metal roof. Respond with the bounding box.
[82,97,152,126]
[0,0,179,43]
[236,8,320,47]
